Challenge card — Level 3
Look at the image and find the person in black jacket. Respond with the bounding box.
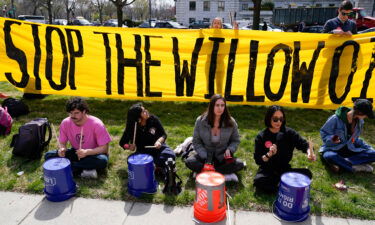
[253,105,316,193]
[119,103,175,169]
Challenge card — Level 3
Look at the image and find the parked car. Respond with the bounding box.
[138,21,155,28]
[358,27,375,33]
[103,19,127,27]
[53,19,67,25]
[189,21,210,29]
[302,25,324,33]
[241,23,283,32]
[18,15,45,24]
[71,17,92,26]
[154,21,187,29]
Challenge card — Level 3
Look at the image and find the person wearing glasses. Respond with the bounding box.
[322,0,357,35]
[253,105,316,193]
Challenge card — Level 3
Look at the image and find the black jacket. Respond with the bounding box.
[254,126,308,172]
[119,115,167,154]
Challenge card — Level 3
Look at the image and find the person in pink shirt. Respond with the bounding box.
[44,97,111,178]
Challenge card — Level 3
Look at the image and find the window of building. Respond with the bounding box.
[203,1,210,11]
[329,4,335,7]
[242,4,248,11]
[203,18,210,22]
[315,4,322,7]
[218,1,225,12]
[189,1,196,11]
[189,18,196,23]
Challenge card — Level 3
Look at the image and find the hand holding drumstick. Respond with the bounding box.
[52,123,66,158]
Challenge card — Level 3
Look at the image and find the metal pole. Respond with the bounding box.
[149,0,151,27]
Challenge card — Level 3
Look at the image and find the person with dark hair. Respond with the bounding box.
[185,94,245,182]
[45,97,111,179]
[253,105,316,193]
[119,103,175,172]
[322,0,357,35]
[320,99,375,173]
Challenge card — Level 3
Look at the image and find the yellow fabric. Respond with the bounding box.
[0,17,374,109]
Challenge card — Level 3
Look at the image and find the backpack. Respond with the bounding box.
[0,106,12,136]
[2,98,29,118]
[162,158,182,195]
[11,118,52,159]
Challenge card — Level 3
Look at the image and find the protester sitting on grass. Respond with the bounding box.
[253,105,316,193]
[320,99,375,173]
[45,97,111,179]
[119,103,175,175]
[185,94,245,182]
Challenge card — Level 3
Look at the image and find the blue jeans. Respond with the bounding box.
[322,149,375,172]
[44,148,108,173]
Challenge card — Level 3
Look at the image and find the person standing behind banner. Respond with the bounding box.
[119,103,176,173]
[185,94,245,182]
[320,99,375,173]
[322,0,357,35]
[45,97,112,179]
[205,17,238,96]
[253,105,316,193]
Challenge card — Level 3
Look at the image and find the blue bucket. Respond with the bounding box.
[127,154,157,197]
[43,158,76,202]
[273,172,311,222]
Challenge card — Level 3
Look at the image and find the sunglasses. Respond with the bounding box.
[340,11,352,16]
[272,117,284,123]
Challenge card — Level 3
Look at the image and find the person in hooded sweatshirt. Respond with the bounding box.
[320,99,375,173]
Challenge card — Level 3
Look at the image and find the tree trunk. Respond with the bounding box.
[47,0,53,24]
[252,0,261,30]
[117,3,123,27]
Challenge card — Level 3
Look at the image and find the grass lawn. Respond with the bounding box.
[0,81,374,220]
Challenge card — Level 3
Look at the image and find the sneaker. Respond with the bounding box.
[80,169,98,179]
[352,164,374,173]
[224,173,239,182]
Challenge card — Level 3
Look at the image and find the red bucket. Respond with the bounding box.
[193,171,226,223]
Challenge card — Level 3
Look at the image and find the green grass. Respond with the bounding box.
[1,82,375,219]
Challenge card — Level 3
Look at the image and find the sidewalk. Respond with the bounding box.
[0,191,372,225]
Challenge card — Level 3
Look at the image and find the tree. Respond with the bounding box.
[64,0,76,23]
[91,0,106,24]
[109,0,136,27]
[252,0,262,30]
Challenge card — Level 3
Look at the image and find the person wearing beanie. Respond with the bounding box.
[320,99,375,173]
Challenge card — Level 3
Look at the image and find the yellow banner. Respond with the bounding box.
[0,17,374,109]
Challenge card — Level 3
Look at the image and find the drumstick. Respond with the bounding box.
[51,123,60,149]
[133,122,137,150]
[145,146,156,149]
[308,137,315,160]
[79,126,83,150]
[77,126,83,160]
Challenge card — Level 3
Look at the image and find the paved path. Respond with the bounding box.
[0,191,372,225]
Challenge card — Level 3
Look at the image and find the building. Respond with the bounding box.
[175,0,375,26]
